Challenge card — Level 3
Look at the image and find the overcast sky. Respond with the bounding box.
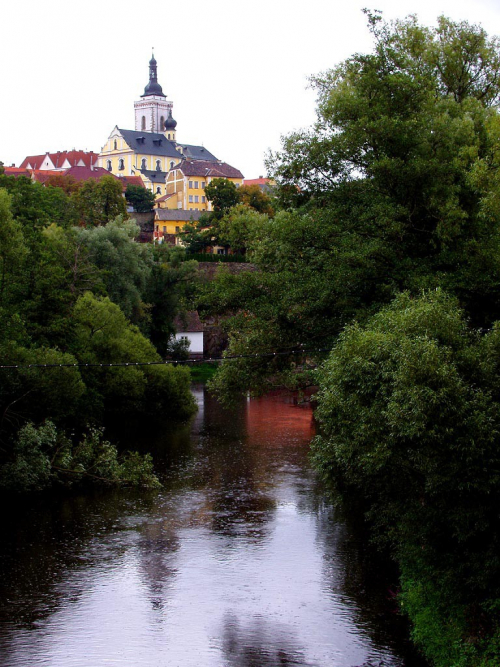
[2,0,500,178]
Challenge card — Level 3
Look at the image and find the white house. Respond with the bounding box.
[173,311,204,358]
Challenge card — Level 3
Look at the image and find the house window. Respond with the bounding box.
[201,181,206,189]
[156,160,161,171]
[168,133,171,140]
[106,160,112,171]
[113,140,117,150]
[194,181,199,189]
[160,115,164,129]
[156,187,161,194]
[170,161,174,169]
[141,116,146,131]
[189,181,194,189]
[175,226,180,233]
[201,196,206,203]
[163,226,167,233]
[141,158,146,169]
[188,195,193,203]
[194,195,199,203]
[118,158,125,171]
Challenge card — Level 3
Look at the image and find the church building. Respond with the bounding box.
[98,55,243,210]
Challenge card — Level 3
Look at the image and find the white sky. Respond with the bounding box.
[2,0,500,179]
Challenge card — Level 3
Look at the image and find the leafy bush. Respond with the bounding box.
[0,422,161,492]
[312,290,500,665]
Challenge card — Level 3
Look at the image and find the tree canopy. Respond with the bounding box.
[196,15,500,664]
[125,184,156,212]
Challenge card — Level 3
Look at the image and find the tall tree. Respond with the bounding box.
[204,178,240,219]
[125,184,156,212]
[72,176,127,226]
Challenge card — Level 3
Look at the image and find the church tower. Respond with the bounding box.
[134,53,173,134]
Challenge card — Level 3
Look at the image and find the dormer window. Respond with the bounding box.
[118,158,125,171]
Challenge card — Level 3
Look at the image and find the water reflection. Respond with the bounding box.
[0,387,425,667]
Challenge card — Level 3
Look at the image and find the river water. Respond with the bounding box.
[0,386,426,667]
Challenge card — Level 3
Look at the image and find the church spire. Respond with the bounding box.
[141,50,166,98]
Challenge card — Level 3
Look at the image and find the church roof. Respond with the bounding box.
[141,52,166,98]
[174,160,244,179]
[141,169,167,183]
[179,145,218,162]
[118,129,180,157]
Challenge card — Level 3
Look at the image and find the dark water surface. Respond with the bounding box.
[0,387,426,667]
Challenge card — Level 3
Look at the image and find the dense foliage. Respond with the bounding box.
[180,179,275,254]
[0,177,197,492]
[125,184,156,212]
[196,13,500,665]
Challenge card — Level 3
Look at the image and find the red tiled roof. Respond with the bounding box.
[31,170,66,183]
[119,175,146,189]
[64,166,114,182]
[243,178,273,186]
[173,311,204,333]
[155,193,175,203]
[174,160,243,179]
[3,167,32,178]
[20,150,99,170]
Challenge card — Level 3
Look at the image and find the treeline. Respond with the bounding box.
[0,173,197,492]
[196,13,500,667]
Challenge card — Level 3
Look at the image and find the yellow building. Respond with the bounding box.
[163,160,243,213]
[98,54,243,227]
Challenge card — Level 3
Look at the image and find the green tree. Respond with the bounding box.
[72,175,127,226]
[312,290,500,665]
[146,246,199,356]
[76,217,152,321]
[0,175,77,234]
[204,178,240,219]
[238,184,275,217]
[218,204,269,254]
[71,292,196,419]
[125,184,156,212]
[178,215,214,253]
[203,13,500,400]
[0,189,27,305]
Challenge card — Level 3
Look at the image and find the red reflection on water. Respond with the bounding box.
[245,392,315,448]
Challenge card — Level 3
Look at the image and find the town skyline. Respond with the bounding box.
[3,0,500,179]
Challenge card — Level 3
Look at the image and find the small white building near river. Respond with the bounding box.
[174,311,204,358]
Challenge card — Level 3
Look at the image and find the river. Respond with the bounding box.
[0,386,426,667]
